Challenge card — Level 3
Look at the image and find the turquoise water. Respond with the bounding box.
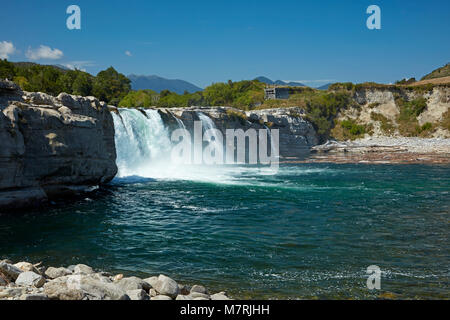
[1,164,449,299]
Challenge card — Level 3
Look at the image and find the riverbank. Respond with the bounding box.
[299,137,450,164]
[0,259,232,300]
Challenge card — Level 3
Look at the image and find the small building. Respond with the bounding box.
[264,87,290,100]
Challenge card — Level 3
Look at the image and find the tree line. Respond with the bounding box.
[0,59,131,106]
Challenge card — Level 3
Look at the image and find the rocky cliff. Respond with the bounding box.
[0,80,117,210]
[333,85,450,139]
[156,106,319,158]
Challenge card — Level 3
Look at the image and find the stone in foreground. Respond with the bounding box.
[0,262,22,281]
[153,274,179,298]
[151,295,173,300]
[15,271,46,288]
[45,267,72,279]
[126,289,149,300]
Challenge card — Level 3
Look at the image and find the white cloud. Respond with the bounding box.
[125,50,132,57]
[26,45,64,60]
[0,41,15,59]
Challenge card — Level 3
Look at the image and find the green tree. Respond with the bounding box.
[92,67,131,105]
[71,72,93,96]
[0,59,16,80]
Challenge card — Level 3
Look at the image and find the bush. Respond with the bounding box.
[331,119,368,140]
[226,109,248,125]
[370,112,395,135]
[396,97,428,136]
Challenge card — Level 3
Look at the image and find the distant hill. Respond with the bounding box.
[421,63,450,80]
[12,61,70,72]
[316,83,332,90]
[255,76,305,87]
[128,74,202,94]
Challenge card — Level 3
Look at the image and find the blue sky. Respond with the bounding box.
[0,0,449,87]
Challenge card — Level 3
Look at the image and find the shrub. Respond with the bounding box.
[370,112,395,135]
[331,119,368,140]
[226,109,248,125]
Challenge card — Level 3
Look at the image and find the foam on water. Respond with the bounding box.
[112,108,335,185]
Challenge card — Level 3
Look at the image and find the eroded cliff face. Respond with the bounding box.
[0,80,117,210]
[337,85,450,138]
[157,106,319,158]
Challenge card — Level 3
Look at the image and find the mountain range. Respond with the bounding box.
[254,76,306,87]
[128,74,203,94]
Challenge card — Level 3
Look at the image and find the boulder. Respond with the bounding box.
[43,276,84,300]
[0,262,22,281]
[211,292,231,300]
[153,275,179,298]
[149,288,158,297]
[126,289,149,300]
[44,274,129,300]
[112,274,124,282]
[190,292,210,300]
[20,293,49,300]
[179,284,191,295]
[15,271,46,288]
[0,84,118,210]
[176,294,194,300]
[190,284,208,294]
[115,276,150,291]
[45,267,72,279]
[0,287,25,299]
[14,262,41,274]
[73,264,94,275]
[143,276,158,288]
[151,295,172,300]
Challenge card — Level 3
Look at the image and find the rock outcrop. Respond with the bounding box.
[0,80,117,210]
[337,85,450,138]
[0,259,232,301]
[157,106,319,158]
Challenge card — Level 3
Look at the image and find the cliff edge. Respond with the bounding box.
[0,80,117,210]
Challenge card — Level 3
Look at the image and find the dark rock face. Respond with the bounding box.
[157,106,319,158]
[0,80,117,210]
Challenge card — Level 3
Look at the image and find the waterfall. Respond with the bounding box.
[112,108,277,181]
[112,109,172,177]
[197,112,223,159]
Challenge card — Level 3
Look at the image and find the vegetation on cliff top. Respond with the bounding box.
[0,59,131,105]
[421,63,450,80]
[2,59,448,141]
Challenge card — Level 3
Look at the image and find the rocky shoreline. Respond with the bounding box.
[302,137,450,164]
[0,259,231,301]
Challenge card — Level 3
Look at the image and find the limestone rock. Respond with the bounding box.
[112,274,124,282]
[190,285,208,294]
[20,293,49,300]
[211,292,231,300]
[44,274,129,300]
[73,264,94,275]
[153,275,179,298]
[143,276,158,289]
[116,276,151,291]
[43,276,84,300]
[14,262,41,274]
[0,82,118,210]
[0,262,23,281]
[15,271,46,288]
[151,295,172,300]
[126,289,149,300]
[190,292,210,299]
[176,294,194,300]
[45,267,72,279]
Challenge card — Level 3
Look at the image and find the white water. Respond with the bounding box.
[112,109,281,183]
